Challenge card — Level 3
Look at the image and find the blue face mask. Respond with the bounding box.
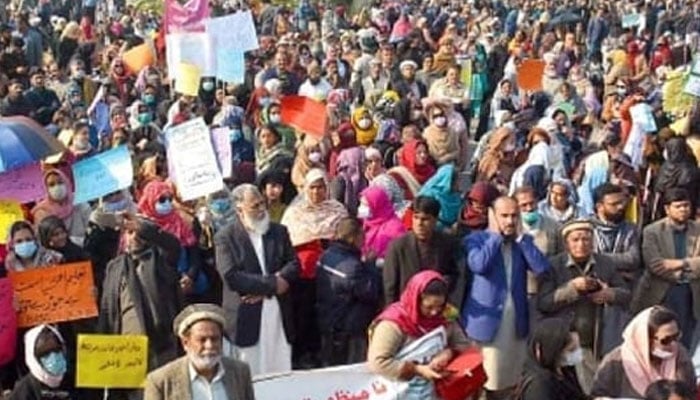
[522,211,540,226]
[103,198,129,213]
[142,94,156,105]
[155,200,173,216]
[229,128,242,142]
[14,241,38,259]
[137,112,152,125]
[40,351,67,377]
[210,198,232,214]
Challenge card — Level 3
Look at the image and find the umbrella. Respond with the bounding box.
[548,11,582,27]
[0,116,67,173]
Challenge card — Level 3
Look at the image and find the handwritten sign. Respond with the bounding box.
[516,59,545,91]
[0,163,45,203]
[206,11,259,52]
[72,146,133,204]
[0,200,24,244]
[684,75,700,98]
[9,261,98,327]
[280,96,328,138]
[621,13,641,28]
[175,62,202,97]
[216,49,245,84]
[76,334,148,388]
[166,118,224,201]
[630,103,657,133]
[166,32,216,78]
[0,278,17,365]
[211,127,233,178]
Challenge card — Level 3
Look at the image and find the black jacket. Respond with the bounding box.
[520,357,588,400]
[316,241,381,335]
[214,221,299,347]
[9,374,73,400]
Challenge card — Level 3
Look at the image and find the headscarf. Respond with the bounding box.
[418,164,462,229]
[4,224,63,273]
[32,169,75,221]
[281,169,349,246]
[137,181,196,246]
[462,181,500,230]
[351,107,378,146]
[369,174,410,217]
[655,137,699,192]
[478,127,514,181]
[627,41,640,77]
[399,139,436,184]
[110,57,130,103]
[291,134,330,189]
[335,147,367,213]
[255,127,294,175]
[620,307,678,396]
[362,186,406,258]
[374,270,448,338]
[25,325,65,388]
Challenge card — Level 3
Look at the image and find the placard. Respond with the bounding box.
[166,118,224,200]
[166,32,216,78]
[0,200,24,244]
[9,261,98,327]
[211,127,233,178]
[122,43,156,75]
[72,146,133,204]
[0,278,17,365]
[0,163,45,203]
[76,334,148,388]
[629,103,657,133]
[206,11,259,52]
[621,13,641,28]
[684,74,700,98]
[216,49,245,84]
[175,62,202,97]
[516,59,545,91]
[164,0,209,34]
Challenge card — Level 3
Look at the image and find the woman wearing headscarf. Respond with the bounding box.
[591,306,696,398]
[257,168,294,223]
[367,271,470,397]
[351,106,378,146]
[260,100,296,150]
[387,138,437,201]
[57,21,80,70]
[476,126,517,193]
[359,186,407,261]
[418,164,462,232]
[627,41,651,88]
[281,169,348,367]
[128,99,162,144]
[539,180,581,224]
[37,216,89,263]
[291,134,330,190]
[138,181,206,303]
[9,325,73,399]
[255,124,294,175]
[458,181,500,235]
[328,123,358,177]
[510,128,552,200]
[57,120,96,161]
[109,57,133,106]
[5,221,63,273]
[422,100,464,168]
[654,137,700,218]
[489,79,520,128]
[518,318,587,400]
[330,147,367,216]
[32,169,92,247]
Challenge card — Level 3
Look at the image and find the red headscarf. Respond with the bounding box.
[627,41,640,76]
[399,139,436,184]
[374,270,448,338]
[137,181,196,246]
[462,181,500,230]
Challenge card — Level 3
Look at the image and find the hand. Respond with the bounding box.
[275,274,290,295]
[241,295,265,304]
[651,259,685,275]
[428,349,453,372]
[364,249,378,263]
[588,282,613,305]
[414,364,445,381]
[180,275,193,294]
[571,277,598,293]
[487,207,500,234]
[120,212,141,232]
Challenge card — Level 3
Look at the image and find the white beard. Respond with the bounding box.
[243,211,270,235]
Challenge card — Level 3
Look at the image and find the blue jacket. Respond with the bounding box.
[461,231,550,343]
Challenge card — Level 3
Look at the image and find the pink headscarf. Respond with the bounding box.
[361,186,406,258]
[621,307,678,396]
[32,169,75,221]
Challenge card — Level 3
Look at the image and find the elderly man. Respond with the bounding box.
[463,196,550,400]
[538,219,631,393]
[144,304,255,400]
[214,184,298,376]
[633,188,700,350]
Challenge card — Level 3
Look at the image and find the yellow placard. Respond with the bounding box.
[175,62,201,97]
[76,334,149,388]
[0,200,24,244]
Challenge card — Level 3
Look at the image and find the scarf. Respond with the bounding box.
[24,325,65,388]
[32,169,76,221]
[137,181,196,246]
[462,181,500,230]
[399,139,436,184]
[362,186,406,257]
[256,143,293,174]
[592,217,622,253]
[419,164,462,229]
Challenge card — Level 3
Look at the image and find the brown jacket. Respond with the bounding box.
[631,218,700,317]
[144,356,256,400]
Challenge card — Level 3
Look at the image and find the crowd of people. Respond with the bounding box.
[4,0,700,399]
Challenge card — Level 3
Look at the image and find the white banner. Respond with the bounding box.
[253,327,447,400]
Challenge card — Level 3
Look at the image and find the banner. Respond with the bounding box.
[216,49,245,84]
[206,11,259,52]
[621,13,641,28]
[0,278,17,365]
[76,334,148,388]
[9,261,98,327]
[164,0,209,34]
[211,127,233,178]
[122,43,156,75]
[73,146,133,204]
[175,63,202,97]
[0,200,24,244]
[629,103,657,133]
[166,32,216,78]
[166,118,224,201]
[254,328,447,400]
[0,162,45,203]
[516,59,545,91]
[280,96,328,138]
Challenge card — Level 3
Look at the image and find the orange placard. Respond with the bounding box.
[280,95,328,138]
[516,59,545,91]
[9,261,97,328]
[122,43,156,75]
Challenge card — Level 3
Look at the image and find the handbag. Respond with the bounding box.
[435,347,487,400]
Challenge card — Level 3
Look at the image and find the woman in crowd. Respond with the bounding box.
[510,128,552,199]
[4,221,63,272]
[37,216,89,263]
[359,186,406,263]
[330,146,366,216]
[422,100,463,168]
[644,380,695,400]
[386,138,436,201]
[538,179,581,224]
[255,124,294,175]
[418,164,462,232]
[458,181,500,235]
[591,306,696,399]
[476,126,517,192]
[291,135,330,190]
[653,137,700,218]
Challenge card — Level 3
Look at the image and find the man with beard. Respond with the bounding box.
[144,304,255,400]
[591,183,641,354]
[214,184,298,376]
[0,79,32,117]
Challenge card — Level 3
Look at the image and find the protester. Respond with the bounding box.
[359,186,406,261]
[4,221,63,272]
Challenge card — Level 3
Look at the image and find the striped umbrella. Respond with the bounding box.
[0,116,67,173]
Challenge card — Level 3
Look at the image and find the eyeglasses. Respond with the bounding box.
[655,332,681,346]
[157,196,172,204]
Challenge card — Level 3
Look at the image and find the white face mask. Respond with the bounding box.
[652,347,674,360]
[308,151,322,163]
[357,204,371,219]
[433,116,447,127]
[561,347,583,366]
[48,184,68,201]
[358,118,372,130]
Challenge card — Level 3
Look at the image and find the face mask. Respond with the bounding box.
[522,210,540,226]
[652,347,674,360]
[259,97,272,107]
[202,81,215,91]
[40,351,67,377]
[189,352,222,371]
[14,240,38,259]
[73,137,90,150]
[561,347,583,366]
[210,198,232,214]
[358,118,372,130]
[308,151,322,163]
[137,112,152,125]
[103,198,129,213]
[73,70,85,79]
[434,116,447,127]
[269,114,281,124]
[357,204,371,219]
[229,128,242,142]
[155,200,173,216]
[48,184,68,201]
[142,94,156,105]
[616,88,627,96]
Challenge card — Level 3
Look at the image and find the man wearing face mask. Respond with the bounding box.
[538,220,631,393]
[298,61,332,102]
[144,304,256,400]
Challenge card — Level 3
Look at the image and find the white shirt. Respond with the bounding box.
[189,362,229,400]
[298,79,333,102]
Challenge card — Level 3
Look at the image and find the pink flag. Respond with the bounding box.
[165,0,210,34]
